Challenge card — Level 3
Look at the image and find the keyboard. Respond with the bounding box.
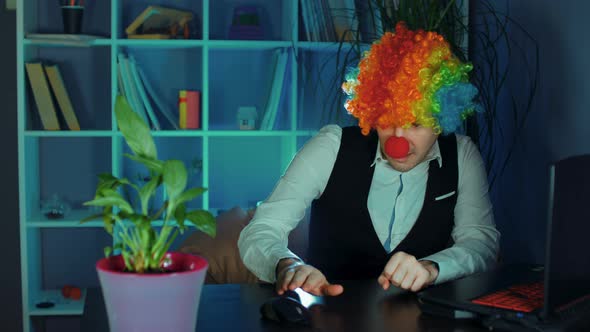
[471,281,544,312]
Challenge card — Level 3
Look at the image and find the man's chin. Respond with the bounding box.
[388,156,417,172]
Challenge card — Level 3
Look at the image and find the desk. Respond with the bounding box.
[82,280,488,332]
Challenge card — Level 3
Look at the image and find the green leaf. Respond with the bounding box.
[84,188,134,214]
[174,203,187,229]
[80,213,102,224]
[163,160,187,200]
[103,216,115,235]
[176,187,207,206]
[139,175,161,215]
[104,246,113,258]
[185,210,216,238]
[115,95,157,160]
[124,153,164,174]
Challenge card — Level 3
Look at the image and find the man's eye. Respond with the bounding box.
[411,123,421,128]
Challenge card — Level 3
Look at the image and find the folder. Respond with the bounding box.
[44,64,81,130]
[25,62,60,130]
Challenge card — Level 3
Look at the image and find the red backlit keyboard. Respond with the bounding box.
[471,281,544,312]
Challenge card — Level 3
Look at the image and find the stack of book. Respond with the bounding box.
[25,62,81,130]
[116,53,181,130]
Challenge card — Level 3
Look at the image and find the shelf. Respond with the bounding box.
[24,130,116,137]
[28,209,102,227]
[29,289,87,316]
[17,1,338,330]
[297,41,371,52]
[207,40,292,49]
[24,34,112,47]
[117,39,205,48]
[24,130,317,137]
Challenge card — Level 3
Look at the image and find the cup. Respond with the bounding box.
[61,5,84,34]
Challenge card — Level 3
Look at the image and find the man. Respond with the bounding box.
[238,22,500,297]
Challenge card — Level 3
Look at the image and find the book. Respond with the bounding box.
[44,64,81,130]
[25,63,60,130]
[260,50,288,130]
[179,90,187,128]
[127,56,161,130]
[258,50,280,129]
[125,5,193,37]
[185,91,200,129]
[117,53,149,125]
[328,0,359,42]
[266,51,289,130]
[136,67,179,130]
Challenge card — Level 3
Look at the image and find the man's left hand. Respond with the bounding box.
[378,251,439,292]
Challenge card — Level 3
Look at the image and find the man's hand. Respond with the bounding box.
[275,258,344,297]
[378,252,439,292]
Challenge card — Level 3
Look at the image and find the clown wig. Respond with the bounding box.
[342,22,480,135]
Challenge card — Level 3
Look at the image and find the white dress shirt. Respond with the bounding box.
[238,125,500,284]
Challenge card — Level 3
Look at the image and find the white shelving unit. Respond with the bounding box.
[17,1,359,331]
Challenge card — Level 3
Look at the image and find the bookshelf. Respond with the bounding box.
[17,0,359,331]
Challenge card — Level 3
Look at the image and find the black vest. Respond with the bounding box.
[308,126,458,281]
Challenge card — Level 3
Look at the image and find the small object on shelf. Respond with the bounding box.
[178,90,201,129]
[61,1,85,34]
[228,6,263,40]
[35,301,55,309]
[41,194,71,220]
[237,106,258,130]
[61,285,82,300]
[126,5,193,39]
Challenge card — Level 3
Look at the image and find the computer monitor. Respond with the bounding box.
[544,155,590,316]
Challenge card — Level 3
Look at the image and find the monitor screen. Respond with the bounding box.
[545,155,590,313]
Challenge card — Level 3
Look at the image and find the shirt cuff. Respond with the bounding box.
[264,251,302,283]
[419,253,459,285]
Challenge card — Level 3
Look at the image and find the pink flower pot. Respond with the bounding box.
[96,252,208,332]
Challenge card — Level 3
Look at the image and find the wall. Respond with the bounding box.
[473,0,590,264]
[0,4,22,332]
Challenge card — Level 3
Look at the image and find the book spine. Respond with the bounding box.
[25,63,60,130]
[185,90,200,129]
[179,90,187,129]
[44,65,80,131]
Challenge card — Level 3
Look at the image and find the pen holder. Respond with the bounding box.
[61,5,84,34]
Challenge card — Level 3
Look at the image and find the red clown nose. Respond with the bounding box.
[384,136,410,159]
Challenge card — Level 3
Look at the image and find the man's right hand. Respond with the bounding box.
[275,258,344,297]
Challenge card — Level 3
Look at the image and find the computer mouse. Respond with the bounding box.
[260,290,312,326]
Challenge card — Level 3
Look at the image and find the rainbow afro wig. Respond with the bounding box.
[342,22,480,135]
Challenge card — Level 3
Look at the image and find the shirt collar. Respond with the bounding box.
[371,139,443,168]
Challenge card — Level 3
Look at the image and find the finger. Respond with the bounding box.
[378,274,390,290]
[391,255,418,285]
[400,271,417,290]
[278,268,296,294]
[391,265,408,286]
[288,268,311,290]
[301,271,325,293]
[410,271,429,292]
[320,283,344,296]
[382,252,406,279]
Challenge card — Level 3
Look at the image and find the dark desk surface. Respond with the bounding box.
[82,280,488,332]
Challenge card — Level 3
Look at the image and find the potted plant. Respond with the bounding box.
[82,95,216,332]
